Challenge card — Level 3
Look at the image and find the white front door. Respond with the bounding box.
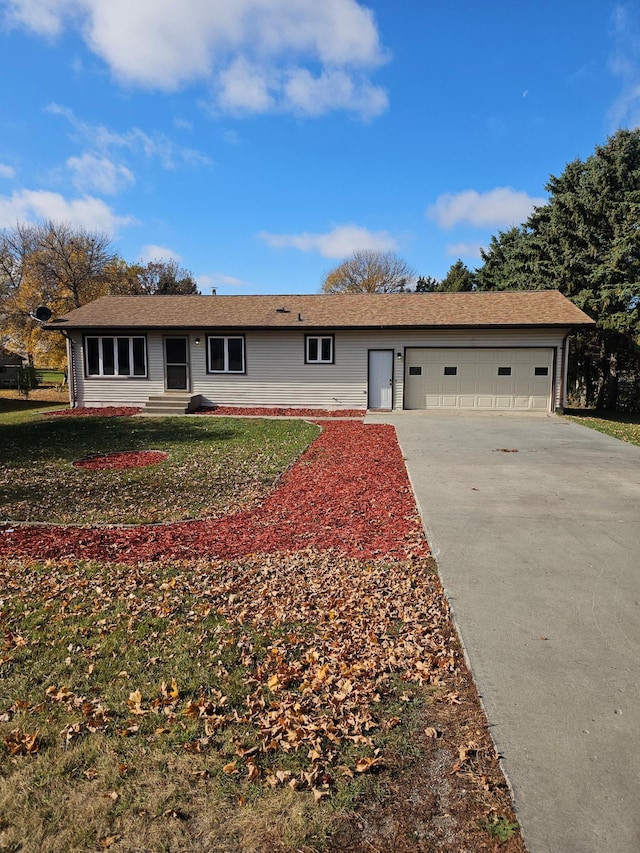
[368,350,394,409]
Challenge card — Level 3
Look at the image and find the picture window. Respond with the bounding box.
[85,336,147,377]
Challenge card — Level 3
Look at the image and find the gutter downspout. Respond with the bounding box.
[59,330,77,409]
[560,332,571,412]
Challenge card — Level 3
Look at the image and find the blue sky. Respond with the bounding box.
[0,0,638,294]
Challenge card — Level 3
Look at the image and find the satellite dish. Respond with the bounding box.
[34,306,52,322]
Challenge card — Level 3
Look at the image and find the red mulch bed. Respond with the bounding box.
[73,451,168,470]
[197,406,366,418]
[45,407,143,418]
[0,423,428,563]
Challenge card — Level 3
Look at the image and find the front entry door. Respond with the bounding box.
[368,350,393,409]
[164,337,189,390]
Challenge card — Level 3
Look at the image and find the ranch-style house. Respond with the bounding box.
[48,290,595,414]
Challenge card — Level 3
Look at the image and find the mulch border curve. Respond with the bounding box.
[0,422,428,563]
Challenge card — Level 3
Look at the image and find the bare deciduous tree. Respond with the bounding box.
[321,250,415,294]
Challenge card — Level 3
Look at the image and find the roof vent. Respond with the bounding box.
[297,313,303,322]
[275,307,290,313]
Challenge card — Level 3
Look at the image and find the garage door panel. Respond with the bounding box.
[405,348,553,411]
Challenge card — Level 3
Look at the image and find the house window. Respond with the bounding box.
[535,366,549,376]
[85,336,147,377]
[443,366,457,376]
[305,335,334,364]
[498,366,512,376]
[207,336,245,373]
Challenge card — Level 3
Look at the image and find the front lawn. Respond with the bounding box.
[564,409,640,447]
[0,413,319,524]
[0,404,524,852]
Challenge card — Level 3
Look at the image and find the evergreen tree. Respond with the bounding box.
[476,129,640,409]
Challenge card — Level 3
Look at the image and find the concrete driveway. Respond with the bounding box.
[366,411,640,853]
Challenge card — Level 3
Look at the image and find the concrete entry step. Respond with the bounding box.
[142,393,202,415]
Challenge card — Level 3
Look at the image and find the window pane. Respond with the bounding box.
[321,337,332,361]
[498,366,512,376]
[86,338,99,375]
[409,366,422,376]
[307,338,318,361]
[165,338,186,363]
[117,338,130,375]
[228,338,244,372]
[132,338,146,376]
[102,338,115,375]
[209,338,225,371]
[535,366,549,376]
[443,366,457,376]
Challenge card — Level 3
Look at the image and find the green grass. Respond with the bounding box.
[564,409,640,447]
[0,410,319,524]
[0,397,66,425]
[0,555,448,853]
[35,368,66,386]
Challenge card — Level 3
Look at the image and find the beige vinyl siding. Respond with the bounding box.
[70,328,569,411]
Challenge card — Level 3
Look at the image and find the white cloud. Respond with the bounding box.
[427,187,546,229]
[0,188,136,233]
[139,244,181,264]
[198,273,248,288]
[445,242,485,259]
[48,103,213,170]
[259,224,398,258]
[0,164,16,179]
[218,58,276,114]
[67,153,135,195]
[283,67,387,119]
[608,5,640,128]
[10,1,388,119]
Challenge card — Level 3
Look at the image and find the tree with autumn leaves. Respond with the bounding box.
[0,221,199,368]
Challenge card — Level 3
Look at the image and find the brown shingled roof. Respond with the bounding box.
[49,290,595,331]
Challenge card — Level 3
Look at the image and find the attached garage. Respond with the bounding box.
[404,347,555,411]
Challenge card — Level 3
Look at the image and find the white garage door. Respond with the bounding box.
[404,348,554,411]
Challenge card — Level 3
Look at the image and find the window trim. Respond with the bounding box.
[206,334,246,374]
[84,334,147,378]
[305,334,335,364]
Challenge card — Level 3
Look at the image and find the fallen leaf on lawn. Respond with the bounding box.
[355,756,384,773]
[98,835,121,849]
[223,761,238,775]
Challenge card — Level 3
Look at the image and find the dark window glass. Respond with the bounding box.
[307,338,318,361]
[321,337,332,361]
[228,338,244,372]
[87,338,99,375]
[209,338,225,371]
[102,338,115,375]
[165,337,186,363]
[444,366,457,376]
[133,338,146,375]
[409,366,422,376]
[498,366,512,376]
[535,366,549,376]
[117,338,130,375]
